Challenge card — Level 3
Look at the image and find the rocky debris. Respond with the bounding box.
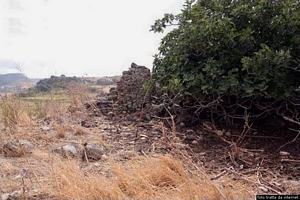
[81,119,99,128]
[41,126,51,132]
[258,186,269,193]
[107,87,118,101]
[86,63,186,122]
[179,122,185,128]
[117,63,151,112]
[282,180,300,194]
[224,131,231,137]
[83,142,108,161]
[148,103,164,117]
[89,63,151,117]
[2,190,22,200]
[2,139,33,157]
[52,143,83,158]
[1,190,54,200]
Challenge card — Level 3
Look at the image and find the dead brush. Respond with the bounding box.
[2,140,29,157]
[1,95,21,131]
[47,100,68,124]
[74,126,86,135]
[66,82,90,112]
[46,154,252,199]
[54,125,67,138]
[30,100,50,119]
[0,95,31,132]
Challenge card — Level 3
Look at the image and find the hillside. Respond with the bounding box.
[34,75,92,92]
[0,73,39,94]
[0,73,29,86]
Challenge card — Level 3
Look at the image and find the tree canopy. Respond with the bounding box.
[150,0,300,124]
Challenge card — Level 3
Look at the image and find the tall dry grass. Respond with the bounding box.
[46,154,252,199]
[66,82,90,109]
[0,95,33,132]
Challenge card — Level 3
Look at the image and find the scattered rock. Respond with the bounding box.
[282,180,300,194]
[148,104,164,116]
[216,130,224,137]
[191,140,198,145]
[2,190,22,200]
[84,142,108,161]
[2,139,33,157]
[41,126,51,131]
[81,120,98,128]
[53,143,83,158]
[107,111,115,119]
[185,134,197,140]
[258,186,269,193]
[179,122,185,128]
[101,154,109,161]
[225,132,231,137]
[186,129,195,134]
[2,190,54,200]
[148,119,156,126]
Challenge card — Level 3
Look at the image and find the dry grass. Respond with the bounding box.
[45,154,251,200]
[67,82,90,110]
[2,140,29,157]
[1,87,254,199]
[74,126,86,135]
[1,95,28,132]
[54,125,67,138]
[1,94,69,130]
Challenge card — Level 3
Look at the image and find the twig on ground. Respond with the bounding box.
[227,167,282,195]
[281,159,300,163]
[210,170,228,180]
[276,129,300,152]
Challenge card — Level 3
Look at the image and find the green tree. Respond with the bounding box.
[151,0,300,123]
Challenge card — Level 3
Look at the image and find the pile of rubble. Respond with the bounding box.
[88,63,152,116]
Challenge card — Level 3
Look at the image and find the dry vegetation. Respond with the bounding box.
[44,154,251,200]
[1,83,296,199]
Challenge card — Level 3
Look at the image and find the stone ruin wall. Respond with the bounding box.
[95,63,151,116]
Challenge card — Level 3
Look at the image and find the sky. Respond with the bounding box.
[0,0,185,78]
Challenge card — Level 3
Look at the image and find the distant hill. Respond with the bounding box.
[0,73,40,93]
[0,73,29,86]
[96,75,121,85]
[34,75,88,92]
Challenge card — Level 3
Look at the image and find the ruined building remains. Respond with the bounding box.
[91,63,151,116]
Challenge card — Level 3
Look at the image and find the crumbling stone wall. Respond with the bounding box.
[117,63,151,112]
[92,63,151,116]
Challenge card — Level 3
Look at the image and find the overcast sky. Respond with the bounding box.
[0,0,185,78]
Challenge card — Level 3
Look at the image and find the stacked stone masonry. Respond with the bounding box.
[93,63,151,116]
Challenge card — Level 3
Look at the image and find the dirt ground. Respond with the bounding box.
[1,101,300,199]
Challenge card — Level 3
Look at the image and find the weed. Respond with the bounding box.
[1,95,25,132]
[74,126,85,135]
[55,125,66,138]
[67,82,90,111]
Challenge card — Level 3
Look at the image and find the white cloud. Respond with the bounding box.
[0,0,185,78]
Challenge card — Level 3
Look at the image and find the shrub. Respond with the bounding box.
[151,0,300,123]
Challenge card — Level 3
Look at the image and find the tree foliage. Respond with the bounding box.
[151,0,300,98]
[151,0,300,124]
